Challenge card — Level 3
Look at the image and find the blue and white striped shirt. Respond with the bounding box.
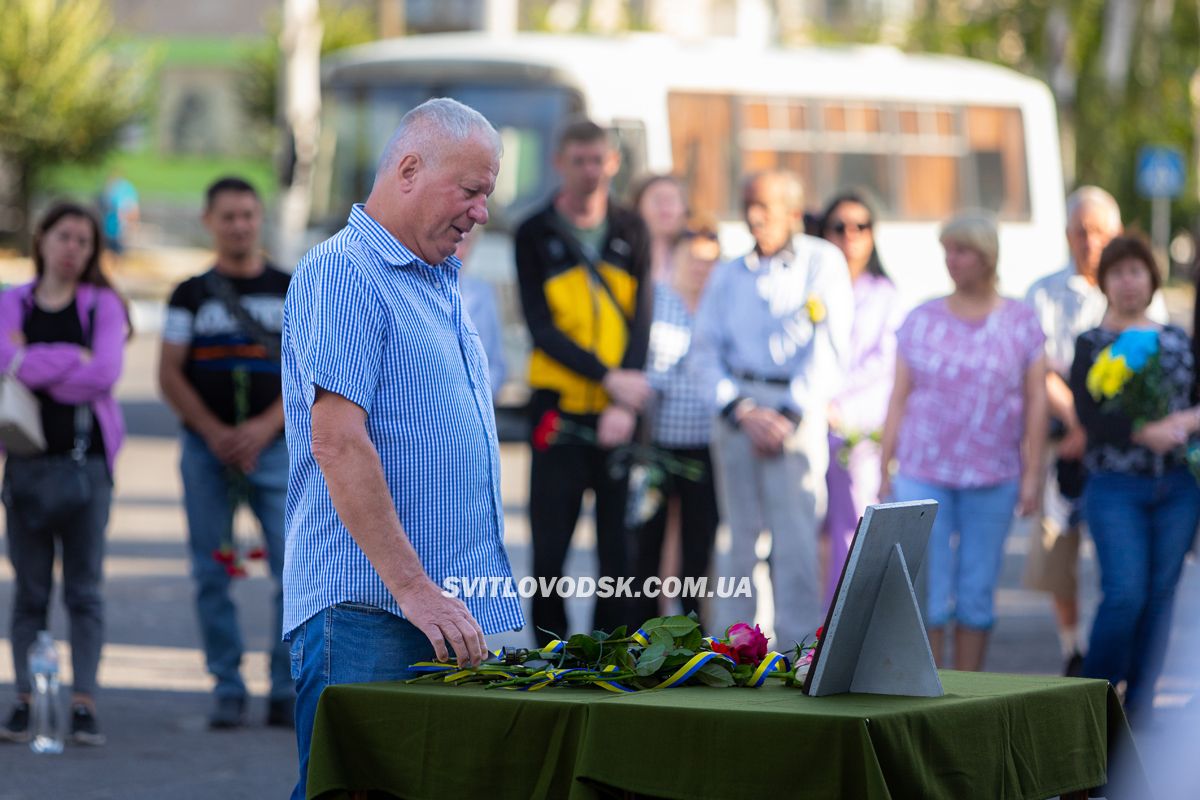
[646,284,711,448]
[280,204,524,637]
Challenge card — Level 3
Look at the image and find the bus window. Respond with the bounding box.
[310,81,582,234]
[900,155,958,219]
[965,107,1029,220]
[668,92,737,219]
[609,120,648,202]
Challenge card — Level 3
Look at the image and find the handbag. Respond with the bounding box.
[4,419,92,530]
[0,350,47,456]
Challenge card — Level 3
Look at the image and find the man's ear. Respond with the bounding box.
[396,153,422,191]
[603,147,621,178]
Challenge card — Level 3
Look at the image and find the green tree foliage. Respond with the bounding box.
[237,2,378,138]
[906,0,1199,235]
[0,0,147,244]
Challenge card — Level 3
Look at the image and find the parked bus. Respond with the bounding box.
[309,32,1067,403]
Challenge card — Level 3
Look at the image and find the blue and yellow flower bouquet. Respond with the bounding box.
[1085,328,1167,429]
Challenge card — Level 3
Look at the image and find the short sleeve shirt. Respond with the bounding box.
[896,298,1045,487]
[281,205,523,637]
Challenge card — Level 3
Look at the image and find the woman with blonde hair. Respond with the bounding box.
[881,211,1047,671]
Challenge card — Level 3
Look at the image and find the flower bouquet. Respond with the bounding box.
[408,615,820,693]
[532,409,707,527]
[1085,328,1167,429]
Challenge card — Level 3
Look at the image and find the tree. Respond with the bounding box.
[237,1,377,138]
[905,0,1199,242]
[0,0,147,248]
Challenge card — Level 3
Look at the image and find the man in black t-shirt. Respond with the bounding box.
[158,177,293,730]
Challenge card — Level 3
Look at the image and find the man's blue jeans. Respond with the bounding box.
[288,604,435,800]
[180,431,292,702]
[1082,467,1200,723]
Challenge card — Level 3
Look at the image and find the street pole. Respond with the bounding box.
[1152,195,1170,277]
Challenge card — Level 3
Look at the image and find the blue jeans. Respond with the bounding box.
[180,431,291,701]
[289,604,435,800]
[892,475,1019,630]
[1082,468,1200,722]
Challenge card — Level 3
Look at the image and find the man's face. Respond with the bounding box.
[744,175,798,257]
[204,191,262,260]
[1066,203,1121,279]
[555,139,618,200]
[410,135,498,265]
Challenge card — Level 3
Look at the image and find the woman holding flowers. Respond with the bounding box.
[880,212,1047,672]
[1069,235,1200,727]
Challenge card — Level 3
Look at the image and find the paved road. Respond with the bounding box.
[1,330,1198,799]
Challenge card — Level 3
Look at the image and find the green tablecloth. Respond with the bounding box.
[307,671,1146,800]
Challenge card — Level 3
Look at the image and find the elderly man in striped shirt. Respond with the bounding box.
[280,98,524,800]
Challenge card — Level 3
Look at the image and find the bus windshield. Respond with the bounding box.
[310,81,582,233]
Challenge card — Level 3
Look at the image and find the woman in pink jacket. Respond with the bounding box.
[0,202,128,746]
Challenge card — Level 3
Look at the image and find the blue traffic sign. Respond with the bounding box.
[1136,146,1186,198]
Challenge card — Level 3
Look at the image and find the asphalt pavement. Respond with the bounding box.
[0,320,1198,799]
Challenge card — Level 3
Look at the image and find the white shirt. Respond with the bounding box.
[1024,262,1168,377]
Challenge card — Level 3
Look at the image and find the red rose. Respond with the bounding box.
[212,548,236,565]
[709,640,736,660]
[225,563,248,578]
[727,622,769,665]
[815,626,824,641]
[531,410,560,452]
[246,547,268,561]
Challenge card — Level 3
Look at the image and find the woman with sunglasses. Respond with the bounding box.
[0,202,129,746]
[818,191,904,608]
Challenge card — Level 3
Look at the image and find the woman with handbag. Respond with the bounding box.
[0,201,128,746]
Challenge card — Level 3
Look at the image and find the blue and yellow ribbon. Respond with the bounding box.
[747,652,790,687]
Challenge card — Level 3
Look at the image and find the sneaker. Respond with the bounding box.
[69,704,106,746]
[266,697,295,729]
[208,695,246,730]
[1064,651,1085,678]
[0,702,30,743]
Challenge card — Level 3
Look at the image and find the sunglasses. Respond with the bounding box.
[828,221,872,235]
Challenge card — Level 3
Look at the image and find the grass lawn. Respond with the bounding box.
[44,151,278,206]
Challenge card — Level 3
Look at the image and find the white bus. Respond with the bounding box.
[309,32,1067,400]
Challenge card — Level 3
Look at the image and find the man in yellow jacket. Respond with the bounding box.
[515,118,653,643]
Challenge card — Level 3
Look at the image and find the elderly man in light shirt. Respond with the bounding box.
[692,171,853,648]
[1022,185,1168,675]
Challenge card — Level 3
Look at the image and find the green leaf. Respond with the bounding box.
[567,633,601,664]
[635,643,668,676]
[642,615,700,639]
[694,661,735,687]
[650,627,675,649]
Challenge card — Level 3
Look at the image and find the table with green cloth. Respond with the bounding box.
[306,670,1149,800]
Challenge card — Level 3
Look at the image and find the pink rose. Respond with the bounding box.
[727,622,769,665]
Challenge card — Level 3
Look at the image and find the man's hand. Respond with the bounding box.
[737,405,795,458]
[602,369,652,412]
[597,405,637,448]
[1055,424,1087,461]
[202,422,243,466]
[231,414,281,473]
[9,331,25,347]
[395,576,487,667]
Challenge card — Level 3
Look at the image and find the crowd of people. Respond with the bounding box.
[0,98,1197,794]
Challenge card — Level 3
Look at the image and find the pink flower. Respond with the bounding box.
[726,622,769,665]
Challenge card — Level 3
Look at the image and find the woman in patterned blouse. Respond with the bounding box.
[881,211,1048,672]
[1069,235,1200,727]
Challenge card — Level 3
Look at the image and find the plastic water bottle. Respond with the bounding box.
[28,631,64,754]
